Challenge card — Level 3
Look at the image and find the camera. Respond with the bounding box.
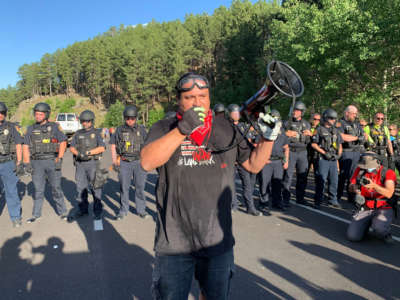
[360,177,370,186]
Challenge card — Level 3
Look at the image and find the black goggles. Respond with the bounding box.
[176,75,209,92]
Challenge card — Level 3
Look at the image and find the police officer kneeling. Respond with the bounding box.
[347,152,396,243]
[110,105,149,219]
[70,110,106,220]
[0,102,24,227]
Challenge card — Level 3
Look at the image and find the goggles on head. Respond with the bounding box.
[176,73,209,93]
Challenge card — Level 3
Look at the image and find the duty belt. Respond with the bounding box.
[32,154,56,160]
[121,155,139,162]
[269,156,283,161]
[0,156,12,163]
[343,146,360,152]
[289,146,306,152]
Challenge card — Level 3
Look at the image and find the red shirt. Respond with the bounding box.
[350,166,396,209]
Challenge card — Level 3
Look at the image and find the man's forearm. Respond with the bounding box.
[23,145,30,163]
[16,144,22,163]
[58,141,67,158]
[141,128,186,171]
[241,138,274,173]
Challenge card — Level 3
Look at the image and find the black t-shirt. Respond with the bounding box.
[145,116,251,257]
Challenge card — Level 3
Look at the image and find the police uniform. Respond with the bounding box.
[24,122,67,218]
[0,121,23,222]
[110,123,148,216]
[313,124,343,207]
[337,118,365,202]
[259,127,288,209]
[236,122,260,215]
[390,133,400,171]
[364,124,391,168]
[282,118,311,205]
[71,127,105,217]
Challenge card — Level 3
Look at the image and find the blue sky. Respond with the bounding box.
[0,0,245,89]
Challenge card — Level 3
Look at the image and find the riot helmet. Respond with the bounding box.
[33,102,51,119]
[79,110,95,123]
[322,108,338,123]
[227,104,240,113]
[213,103,225,114]
[0,102,8,116]
[123,105,138,118]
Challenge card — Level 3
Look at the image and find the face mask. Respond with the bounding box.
[367,168,376,173]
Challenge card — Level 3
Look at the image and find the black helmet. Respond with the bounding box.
[123,105,138,118]
[213,103,225,113]
[227,104,240,112]
[0,102,8,116]
[322,108,338,122]
[33,102,51,119]
[79,110,95,122]
[293,101,306,111]
[270,109,281,120]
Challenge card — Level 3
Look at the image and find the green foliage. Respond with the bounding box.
[103,100,124,128]
[56,98,76,113]
[147,108,165,128]
[1,0,400,125]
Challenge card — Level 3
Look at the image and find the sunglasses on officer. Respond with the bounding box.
[124,117,136,121]
[176,73,209,93]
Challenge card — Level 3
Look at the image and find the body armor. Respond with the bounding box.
[30,123,59,159]
[392,135,400,157]
[75,128,101,160]
[0,122,15,160]
[341,118,364,150]
[286,119,309,147]
[116,125,144,160]
[368,124,389,154]
[317,126,340,155]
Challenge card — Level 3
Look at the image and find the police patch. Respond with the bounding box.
[91,133,95,139]
[3,129,9,135]
[47,126,52,132]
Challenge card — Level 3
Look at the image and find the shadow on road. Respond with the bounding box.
[0,218,155,300]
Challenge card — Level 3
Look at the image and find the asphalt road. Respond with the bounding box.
[0,145,399,300]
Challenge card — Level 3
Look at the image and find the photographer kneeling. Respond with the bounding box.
[347,151,396,243]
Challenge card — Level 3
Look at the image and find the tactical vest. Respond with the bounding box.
[30,123,59,159]
[318,126,340,155]
[392,135,400,156]
[367,124,389,153]
[341,119,364,150]
[0,122,15,159]
[286,119,309,148]
[116,125,144,159]
[75,127,101,160]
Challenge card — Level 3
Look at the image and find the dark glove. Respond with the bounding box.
[333,154,341,160]
[15,162,25,176]
[177,106,206,136]
[77,152,89,161]
[24,163,33,175]
[324,152,333,160]
[55,158,63,170]
[112,164,120,173]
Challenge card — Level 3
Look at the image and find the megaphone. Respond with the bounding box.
[240,60,304,118]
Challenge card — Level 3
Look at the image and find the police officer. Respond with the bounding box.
[389,124,400,171]
[23,102,68,223]
[312,109,343,209]
[227,103,242,212]
[0,102,24,227]
[259,109,289,210]
[307,113,320,173]
[282,101,312,206]
[110,105,149,219]
[337,105,366,203]
[364,112,394,168]
[213,103,225,117]
[69,110,106,220]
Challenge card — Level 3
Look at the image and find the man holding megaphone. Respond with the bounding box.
[141,72,281,300]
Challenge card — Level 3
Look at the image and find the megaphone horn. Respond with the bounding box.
[241,60,304,117]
